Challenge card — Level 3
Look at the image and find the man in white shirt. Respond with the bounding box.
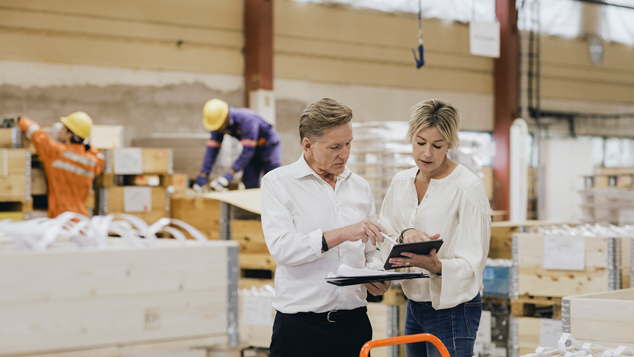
[261,98,391,357]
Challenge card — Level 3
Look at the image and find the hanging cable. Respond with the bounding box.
[412,0,424,69]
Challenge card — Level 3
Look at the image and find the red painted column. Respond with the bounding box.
[244,0,273,107]
[493,0,518,219]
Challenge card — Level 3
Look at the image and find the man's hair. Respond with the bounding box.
[299,98,353,142]
[407,99,460,149]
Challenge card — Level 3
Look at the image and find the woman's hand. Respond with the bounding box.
[388,249,442,274]
[402,229,440,243]
[364,280,391,296]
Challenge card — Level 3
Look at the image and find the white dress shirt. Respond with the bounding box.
[379,165,491,310]
[261,154,384,314]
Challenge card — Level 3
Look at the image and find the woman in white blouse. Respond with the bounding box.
[379,99,491,357]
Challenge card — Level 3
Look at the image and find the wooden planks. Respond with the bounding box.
[565,289,634,347]
[0,240,235,356]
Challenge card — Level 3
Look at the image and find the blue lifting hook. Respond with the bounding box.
[412,0,424,69]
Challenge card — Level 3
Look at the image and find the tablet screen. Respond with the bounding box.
[383,239,444,270]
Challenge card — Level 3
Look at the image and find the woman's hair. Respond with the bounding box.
[299,98,353,142]
[407,99,460,149]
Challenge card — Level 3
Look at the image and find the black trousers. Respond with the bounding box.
[270,307,372,357]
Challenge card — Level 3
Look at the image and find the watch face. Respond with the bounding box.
[589,36,604,65]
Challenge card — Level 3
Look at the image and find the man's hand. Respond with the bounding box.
[210,176,229,191]
[402,229,440,243]
[196,174,209,187]
[364,281,391,296]
[344,219,387,246]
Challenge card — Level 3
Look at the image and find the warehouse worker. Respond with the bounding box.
[197,99,281,190]
[261,98,391,357]
[19,112,105,218]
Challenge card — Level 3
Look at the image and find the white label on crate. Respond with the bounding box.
[476,310,492,344]
[113,148,143,174]
[539,319,562,348]
[124,187,152,213]
[543,235,585,271]
[243,296,273,327]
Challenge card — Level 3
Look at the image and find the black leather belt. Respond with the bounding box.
[291,306,367,324]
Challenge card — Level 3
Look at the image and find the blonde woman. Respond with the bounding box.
[379,99,491,357]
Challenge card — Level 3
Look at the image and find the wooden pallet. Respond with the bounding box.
[511,295,562,319]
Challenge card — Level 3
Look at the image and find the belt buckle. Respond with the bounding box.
[326,310,337,323]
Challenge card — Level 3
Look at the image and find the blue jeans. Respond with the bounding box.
[404,293,482,357]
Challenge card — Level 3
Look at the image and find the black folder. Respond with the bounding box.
[326,272,429,286]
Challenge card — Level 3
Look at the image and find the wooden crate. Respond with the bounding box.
[0,200,33,221]
[90,125,124,149]
[0,239,236,356]
[0,128,23,148]
[97,186,167,224]
[514,233,628,298]
[232,220,268,254]
[490,221,565,259]
[563,288,634,348]
[31,167,47,195]
[165,174,189,193]
[0,148,30,202]
[104,148,173,175]
[517,317,562,356]
[170,196,221,240]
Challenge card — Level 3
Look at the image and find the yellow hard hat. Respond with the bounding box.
[60,111,93,140]
[203,99,229,131]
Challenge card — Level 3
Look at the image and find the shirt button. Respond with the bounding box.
[425,194,428,198]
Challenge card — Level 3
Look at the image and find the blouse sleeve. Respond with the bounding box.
[430,179,491,309]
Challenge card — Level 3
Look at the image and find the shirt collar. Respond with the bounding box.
[294,153,352,180]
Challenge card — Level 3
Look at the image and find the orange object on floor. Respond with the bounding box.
[19,117,105,218]
[359,333,450,357]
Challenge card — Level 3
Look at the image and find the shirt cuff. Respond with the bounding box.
[308,228,325,259]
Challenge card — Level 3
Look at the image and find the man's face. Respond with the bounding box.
[57,125,72,144]
[305,123,353,177]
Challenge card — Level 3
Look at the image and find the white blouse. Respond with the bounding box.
[379,164,491,310]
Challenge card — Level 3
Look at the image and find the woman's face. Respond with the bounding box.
[412,126,449,174]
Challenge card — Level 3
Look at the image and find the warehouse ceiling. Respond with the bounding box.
[293,0,634,45]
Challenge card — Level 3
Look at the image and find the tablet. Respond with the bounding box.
[383,239,444,270]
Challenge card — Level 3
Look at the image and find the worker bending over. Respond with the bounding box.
[19,112,105,218]
[197,99,281,190]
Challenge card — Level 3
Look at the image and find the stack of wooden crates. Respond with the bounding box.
[511,232,632,356]
[95,148,174,224]
[0,128,32,220]
[580,168,634,225]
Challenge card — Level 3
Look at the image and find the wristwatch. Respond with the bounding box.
[322,234,329,252]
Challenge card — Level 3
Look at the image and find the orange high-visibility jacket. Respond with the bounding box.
[19,117,105,218]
